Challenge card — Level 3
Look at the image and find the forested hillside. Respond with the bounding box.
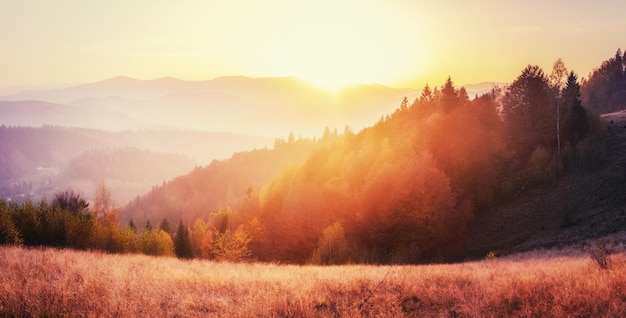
[120,135,338,225]
[60,147,196,205]
[582,49,626,114]
[121,55,610,263]
[0,126,270,203]
[2,50,623,264]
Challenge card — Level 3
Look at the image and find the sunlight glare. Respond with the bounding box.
[281,6,406,93]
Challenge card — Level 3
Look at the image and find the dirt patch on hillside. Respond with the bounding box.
[465,112,626,259]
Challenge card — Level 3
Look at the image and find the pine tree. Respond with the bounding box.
[128,219,138,233]
[0,203,22,245]
[582,49,626,113]
[159,218,171,235]
[174,220,193,259]
[419,84,433,103]
[440,76,458,113]
[561,71,588,145]
[501,65,555,158]
[399,96,409,112]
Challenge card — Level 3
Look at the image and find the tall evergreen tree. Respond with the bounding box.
[399,96,409,112]
[145,220,153,231]
[582,49,626,113]
[0,203,22,245]
[440,77,458,113]
[128,219,138,233]
[159,218,171,235]
[613,49,624,88]
[174,220,193,259]
[419,84,433,104]
[501,65,555,159]
[561,71,588,145]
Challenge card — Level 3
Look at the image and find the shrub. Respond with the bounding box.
[140,230,175,257]
[485,251,497,263]
[310,222,350,265]
[211,227,251,262]
[590,244,610,270]
[52,190,89,215]
[571,133,609,172]
[527,146,561,183]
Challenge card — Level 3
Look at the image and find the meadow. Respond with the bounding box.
[1,236,626,317]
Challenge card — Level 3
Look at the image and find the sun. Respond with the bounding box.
[301,72,358,93]
[280,7,394,93]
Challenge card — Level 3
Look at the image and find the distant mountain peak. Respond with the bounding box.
[101,75,138,83]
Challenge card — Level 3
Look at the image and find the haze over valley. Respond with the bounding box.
[0,75,503,136]
[0,74,501,205]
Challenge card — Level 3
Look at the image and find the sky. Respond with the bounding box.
[1,0,625,94]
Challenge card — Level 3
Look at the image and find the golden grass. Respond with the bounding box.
[1,245,625,317]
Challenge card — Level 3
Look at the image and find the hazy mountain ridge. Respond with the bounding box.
[0,100,144,130]
[60,147,198,207]
[120,136,331,225]
[0,76,422,136]
[462,81,508,97]
[0,126,272,205]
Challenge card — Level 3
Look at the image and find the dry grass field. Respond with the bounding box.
[1,236,626,317]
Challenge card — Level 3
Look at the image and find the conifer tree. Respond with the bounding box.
[174,220,193,259]
[399,96,409,112]
[128,219,137,233]
[440,77,459,113]
[419,84,433,103]
[501,65,555,159]
[0,203,22,245]
[159,218,171,235]
[561,71,588,145]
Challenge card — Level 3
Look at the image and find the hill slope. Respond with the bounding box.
[121,74,614,264]
[120,137,328,225]
[0,126,271,205]
[0,100,142,130]
[466,112,626,258]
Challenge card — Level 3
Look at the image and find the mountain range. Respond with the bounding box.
[0,76,504,137]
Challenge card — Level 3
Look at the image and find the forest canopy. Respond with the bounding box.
[2,50,622,264]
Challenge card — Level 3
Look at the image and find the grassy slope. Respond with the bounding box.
[466,112,626,258]
[1,242,626,317]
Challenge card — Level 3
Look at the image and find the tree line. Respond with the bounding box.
[129,54,609,264]
[582,49,626,114]
[0,186,194,259]
[2,50,622,263]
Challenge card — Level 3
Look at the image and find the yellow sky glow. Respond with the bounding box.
[0,0,625,94]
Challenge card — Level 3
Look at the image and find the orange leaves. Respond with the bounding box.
[358,152,462,261]
[430,103,503,195]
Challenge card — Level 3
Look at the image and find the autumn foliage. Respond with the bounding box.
[0,56,613,264]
